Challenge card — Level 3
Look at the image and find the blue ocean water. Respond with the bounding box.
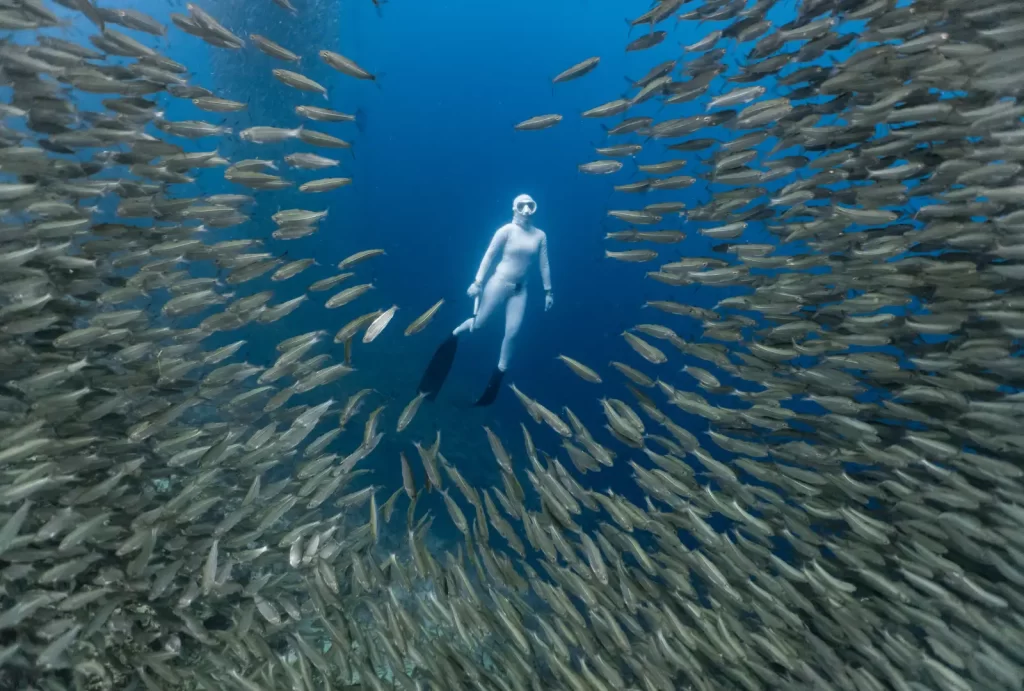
[45,0,819,549]
[196,1,716,542]
[10,3,1024,688]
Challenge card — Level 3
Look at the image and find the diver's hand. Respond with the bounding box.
[467,281,482,298]
[544,291,554,311]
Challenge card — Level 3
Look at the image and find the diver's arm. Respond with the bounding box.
[539,231,553,310]
[539,232,551,291]
[473,225,509,287]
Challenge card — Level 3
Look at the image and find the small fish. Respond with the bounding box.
[404,299,444,336]
[707,85,766,110]
[638,160,686,174]
[369,493,379,543]
[308,272,353,292]
[339,388,373,429]
[400,452,418,499]
[610,361,654,387]
[515,114,563,131]
[579,160,623,175]
[607,249,658,262]
[326,283,374,309]
[650,175,697,190]
[272,68,328,96]
[583,99,632,118]
[363,305,398,343]
[272,258,316,282]
[192,96,246,112]
[685,31,721,52]
[319,50,376,80]
[636,230,685,243]
[338,249,385,269]
[556,355,602,383]
[608,210,662,225]
[334,310,383,343]
[553,56,600,83]
[397,391,427,432]
[605,117,652,135]
[239,126,301,143]
[202,539,218,595]
[440,489,468,535]
[285,153,340,169]
[626,31,666,51]
[250,34,299,61]
[273,208,328,225]
[596,144,642,157]
[299,177,352,193]
[298,128,351,148]
[622,331,667,364]
[295,105,357,122]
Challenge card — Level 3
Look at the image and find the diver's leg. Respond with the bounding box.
[498,288,527,372]
[421,278,508,400]
[469,276,506,331]
[475,287,526,406]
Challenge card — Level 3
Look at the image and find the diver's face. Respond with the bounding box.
[515,200,536,217]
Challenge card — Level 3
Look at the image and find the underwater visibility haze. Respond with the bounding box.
[1,0,1024,690]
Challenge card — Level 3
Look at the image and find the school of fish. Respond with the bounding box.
[0,0,1022,689]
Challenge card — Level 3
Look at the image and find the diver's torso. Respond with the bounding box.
[494,222,543,284]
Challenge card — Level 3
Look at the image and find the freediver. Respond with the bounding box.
[417,193,553,406]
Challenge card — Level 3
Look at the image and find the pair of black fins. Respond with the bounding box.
[417,334,504,407]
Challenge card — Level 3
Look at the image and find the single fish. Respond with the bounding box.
[579,160,623,175]
[299,177,352,193]
[515,114,563,131]
[553,56,600,83]
[556,355,602,383]
[363,305,398,343]
[404,299,444,336]
[319,50,376,80]
[272,68,328,96]
[250,34,299,61]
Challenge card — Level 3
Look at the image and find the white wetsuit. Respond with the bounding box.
[453,197,552,372]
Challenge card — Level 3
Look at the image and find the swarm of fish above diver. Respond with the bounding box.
[0,0,1023,690]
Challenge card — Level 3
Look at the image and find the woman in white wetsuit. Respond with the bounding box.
[418,194,553,406]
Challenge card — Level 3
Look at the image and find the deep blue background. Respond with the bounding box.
[187,0,718,485]
[42,0,839,550]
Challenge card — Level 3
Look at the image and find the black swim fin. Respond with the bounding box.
[473,368,505,407]
[418,334,458,400]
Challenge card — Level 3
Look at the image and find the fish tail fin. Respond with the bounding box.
[355,108,367,134]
